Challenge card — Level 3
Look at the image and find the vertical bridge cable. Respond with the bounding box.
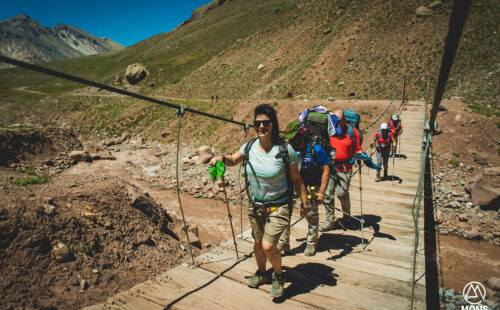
[429,0,472,132]
[409,74,432,309]
[238,124,249,239]
[175,105,196,266]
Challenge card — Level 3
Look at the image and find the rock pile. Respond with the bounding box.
[433,164,500,245]
[120,144,247,205]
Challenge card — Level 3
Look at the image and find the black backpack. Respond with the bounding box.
[298,106,338,159]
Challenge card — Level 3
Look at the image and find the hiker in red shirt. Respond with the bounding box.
[387,114,403,137]
[371,123,397,182]
[388,114,403,156]
[320,109,363,231]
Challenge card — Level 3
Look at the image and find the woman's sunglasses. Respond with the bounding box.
[254,120,271,127]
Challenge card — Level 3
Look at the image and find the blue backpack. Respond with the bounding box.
[344,109,363,153]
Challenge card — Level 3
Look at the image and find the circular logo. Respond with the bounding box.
[463,281,486,305]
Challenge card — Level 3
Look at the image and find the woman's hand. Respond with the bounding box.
[209,155,223,166]
[208,152,244,167]
[317,192,325,203]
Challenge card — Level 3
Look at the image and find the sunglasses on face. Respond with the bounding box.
[254,120,271,127]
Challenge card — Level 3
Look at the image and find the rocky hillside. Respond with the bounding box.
[0,0,498,127]
[0,14,124,68]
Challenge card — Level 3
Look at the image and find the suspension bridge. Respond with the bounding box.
[82,99,429,310]
[0,0,473,307]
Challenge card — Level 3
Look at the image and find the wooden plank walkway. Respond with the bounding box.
[86,102,427,310]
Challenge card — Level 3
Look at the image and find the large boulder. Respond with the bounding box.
[466,167,500,210]
[125,63,149,85]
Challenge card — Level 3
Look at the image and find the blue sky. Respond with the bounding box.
[1,0,213,47]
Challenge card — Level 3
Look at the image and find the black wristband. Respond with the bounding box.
[222,155,226,164]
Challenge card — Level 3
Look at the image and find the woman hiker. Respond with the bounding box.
[371,122,397,182]
[209,104,308,298]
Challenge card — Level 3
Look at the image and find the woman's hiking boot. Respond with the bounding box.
[270,273,284,298]
[319,221,335,232]
[304,244,316,256]
[247,270,269,288]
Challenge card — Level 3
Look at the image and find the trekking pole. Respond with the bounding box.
[359,161,365,250]
[221,175,239,259]
[392,150,396,185]
[398,135,402,157]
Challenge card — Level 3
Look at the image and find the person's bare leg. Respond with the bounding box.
[262,241,281,274]
[254,240,267,271]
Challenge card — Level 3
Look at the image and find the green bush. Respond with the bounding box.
[448,159,459,167]
[452,152,460,158]
[11,175,51,186]
[17,168,36,175]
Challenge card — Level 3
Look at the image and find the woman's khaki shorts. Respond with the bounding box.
[248,203,291,245]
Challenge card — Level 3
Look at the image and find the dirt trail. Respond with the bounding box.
[15,86,47,95]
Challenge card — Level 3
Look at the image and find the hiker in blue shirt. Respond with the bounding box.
[278,121,331,256]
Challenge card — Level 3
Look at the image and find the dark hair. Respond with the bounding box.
[254,104,280,144]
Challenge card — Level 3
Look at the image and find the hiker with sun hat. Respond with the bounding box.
[371,122,397,182]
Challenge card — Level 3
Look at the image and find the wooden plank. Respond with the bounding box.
[198,246,425,309]
[116,264,315,310]
[288,219,424,251]
[220,238,425,286]
[165,265,315,309]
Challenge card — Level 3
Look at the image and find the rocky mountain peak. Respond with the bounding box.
[0,15,124,68]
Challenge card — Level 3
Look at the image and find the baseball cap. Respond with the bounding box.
[283,121,302,140]
[380,122,388,130]
[392,114,398,121]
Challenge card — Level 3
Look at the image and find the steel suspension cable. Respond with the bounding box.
[410,134,430,309]
[175,106,196,266]
[429,0,472,132]
[238,124,249,239]
[409,72,433,308]
[0,55,253,129]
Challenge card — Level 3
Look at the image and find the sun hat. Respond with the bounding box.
[283,121,303,140]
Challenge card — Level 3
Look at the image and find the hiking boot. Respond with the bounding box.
[375,176,381,182]
[247,270,270,288]
[270,273,284,298]
[319,221,335,232]
[304,244,316,256]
